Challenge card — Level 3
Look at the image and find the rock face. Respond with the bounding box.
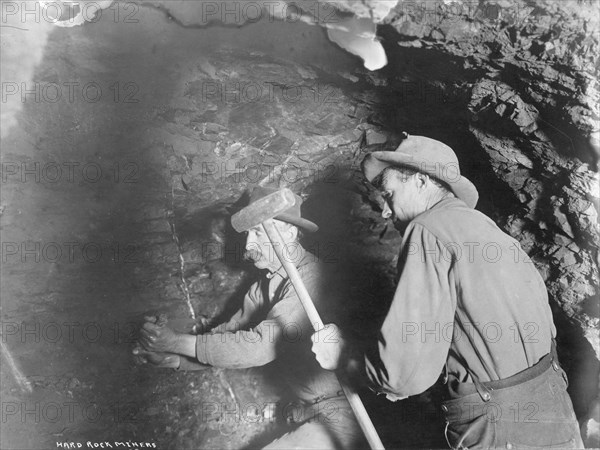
[1,1,598,448]
[135,0,600,442]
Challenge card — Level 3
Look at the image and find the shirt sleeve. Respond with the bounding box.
[364,222,456,400]
[194,266,318,369]
[213,281,265,333]
[176,356,212,371]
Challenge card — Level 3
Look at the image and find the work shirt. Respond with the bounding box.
[364,197,556,400]
[181,250,342,402]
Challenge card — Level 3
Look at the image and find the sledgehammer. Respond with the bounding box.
[231,188,385,450]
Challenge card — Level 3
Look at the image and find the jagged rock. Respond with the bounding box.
[322,0,397,23]
[470,80,540,134]
[554,247,577,267]
[189,273,214,294]
[167,155,187,173]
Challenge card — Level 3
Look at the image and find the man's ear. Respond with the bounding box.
[415,172,429,189]
[275,221,298,241]
[288,224,299,241]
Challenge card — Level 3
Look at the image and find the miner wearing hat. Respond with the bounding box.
[133,187,365,449]
[311,134,584,449]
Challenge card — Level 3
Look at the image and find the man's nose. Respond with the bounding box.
[245,233,256,250]
[381,202,392,219]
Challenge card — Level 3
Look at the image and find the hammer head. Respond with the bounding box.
[231,188,297,232]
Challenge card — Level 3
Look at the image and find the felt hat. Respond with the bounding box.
[247,187,319,233]
[361,133,479,208]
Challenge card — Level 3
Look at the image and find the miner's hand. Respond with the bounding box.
[139,320,183,354]
[143,314,168,327]
[132,346,180,369]
[310,323,347,371]
[138,315,197,358]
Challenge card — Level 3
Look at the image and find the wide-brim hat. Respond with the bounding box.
[361,134,479,208]
[247,187,319,233]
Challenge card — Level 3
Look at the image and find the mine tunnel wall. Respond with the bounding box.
[1,1,598,449]
[133,0,600,431]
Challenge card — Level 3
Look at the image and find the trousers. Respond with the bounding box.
[441,351,583,449]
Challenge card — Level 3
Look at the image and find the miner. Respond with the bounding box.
[133,187,365,449]
[310,134,584,449]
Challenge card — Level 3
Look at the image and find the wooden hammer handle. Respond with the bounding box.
[262,219,385,450]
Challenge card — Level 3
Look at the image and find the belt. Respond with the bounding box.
[285,390,347,425]
[308,389,345,405]
[447,339,560,401]
[455,351,554,398]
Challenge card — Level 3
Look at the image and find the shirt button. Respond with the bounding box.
[506,443,513,449]
[552,360,560,371]
[482,392,491,401]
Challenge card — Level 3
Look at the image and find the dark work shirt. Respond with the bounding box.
[187,250,342,402]
[365,198,556,400]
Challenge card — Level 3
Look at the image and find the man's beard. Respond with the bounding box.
[243,248,262,263]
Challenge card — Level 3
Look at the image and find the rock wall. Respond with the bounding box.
[3,1,597,447]
[152,0,600,440]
